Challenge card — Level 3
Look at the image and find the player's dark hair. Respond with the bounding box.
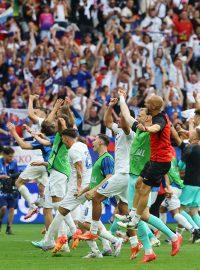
[77,136,87,144]
[98,134,110,146]
[62,128,78,138]
[41,121,55,136]
[3,147,14,155]
[59,114,73,128]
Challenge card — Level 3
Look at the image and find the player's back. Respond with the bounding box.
[112,123,134,174]
[68,141,92,189]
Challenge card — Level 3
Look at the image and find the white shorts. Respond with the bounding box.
[97,173,129,204]
[20,164,48,186]
[59,189,86,211]
[49,169,68,198]
[161,187,182,211]
[43,179,53,209]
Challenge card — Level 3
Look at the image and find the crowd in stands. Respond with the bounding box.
[0,0,200,145]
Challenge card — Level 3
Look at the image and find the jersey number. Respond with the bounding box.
[85,151,92,169]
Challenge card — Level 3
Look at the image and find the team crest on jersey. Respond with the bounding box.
[135,149,145,157]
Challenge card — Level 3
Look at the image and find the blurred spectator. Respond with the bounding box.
[103,0,121,29]
[0,0,198,144]
[83,90,106,136]
[52,0,71,27]
[173,10,193,47]
[141,7,162,42]
[39,5,54,40]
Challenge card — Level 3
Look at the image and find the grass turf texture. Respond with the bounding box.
[0,224,199,270]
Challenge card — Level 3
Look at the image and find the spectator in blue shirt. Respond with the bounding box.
[95,86,111,107]
[79,60,92,93]
[0,147,19,234]
[66,65,91,92]
[166,98,183,122]
[152,57,164,95]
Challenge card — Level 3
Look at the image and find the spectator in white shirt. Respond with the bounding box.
[186,73,200,103]
[121,0,135,32]
[103,0,121,29]
[141,7,162,42]
[80,33,96,55]
[188,25,200,75]
[169,57,187,108]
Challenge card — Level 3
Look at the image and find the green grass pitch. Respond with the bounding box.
[0,224,199,270]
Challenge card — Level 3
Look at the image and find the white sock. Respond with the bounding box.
[18,185,34,208]
[44,211,64,244]
[132,213,141,224]
[174,213,193,232]
[129,236,138,248]
[86,241,99,253]
[99,237,111,251]
[145,249,153,255]
[160,213,167,224]
[58,220,68,237]
[64,213,77,235]
[129,208,137,218]
[90,220,99,235]
[171,234,178,242]
[99,228,118,244]
[98,222,111,250]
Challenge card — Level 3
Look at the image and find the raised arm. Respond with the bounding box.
[85,91,96,120]
[7,123,33,150]
[176,86,184,107]
[32,134,52,146]
[64,97,76,128]
[46,98,64,122]
[104,98,118,129]
[137,123,161,134]
[193,90,200,109]
[28,95,40,123]
[118,88,136,127]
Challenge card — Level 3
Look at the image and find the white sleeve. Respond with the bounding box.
[111,123,120,134]
[188,36,193,48]
[69,146,82,164]
[141,17,150,28]
[37,117,44,127]
[103,8,109,16]
[126,129,135,140]
[121,8,127,17]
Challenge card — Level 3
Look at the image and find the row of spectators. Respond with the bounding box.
[0,0,200,145]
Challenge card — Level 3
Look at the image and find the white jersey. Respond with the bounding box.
[30,117,45,162]
[112,123,134,174]
[68,142,92,191]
